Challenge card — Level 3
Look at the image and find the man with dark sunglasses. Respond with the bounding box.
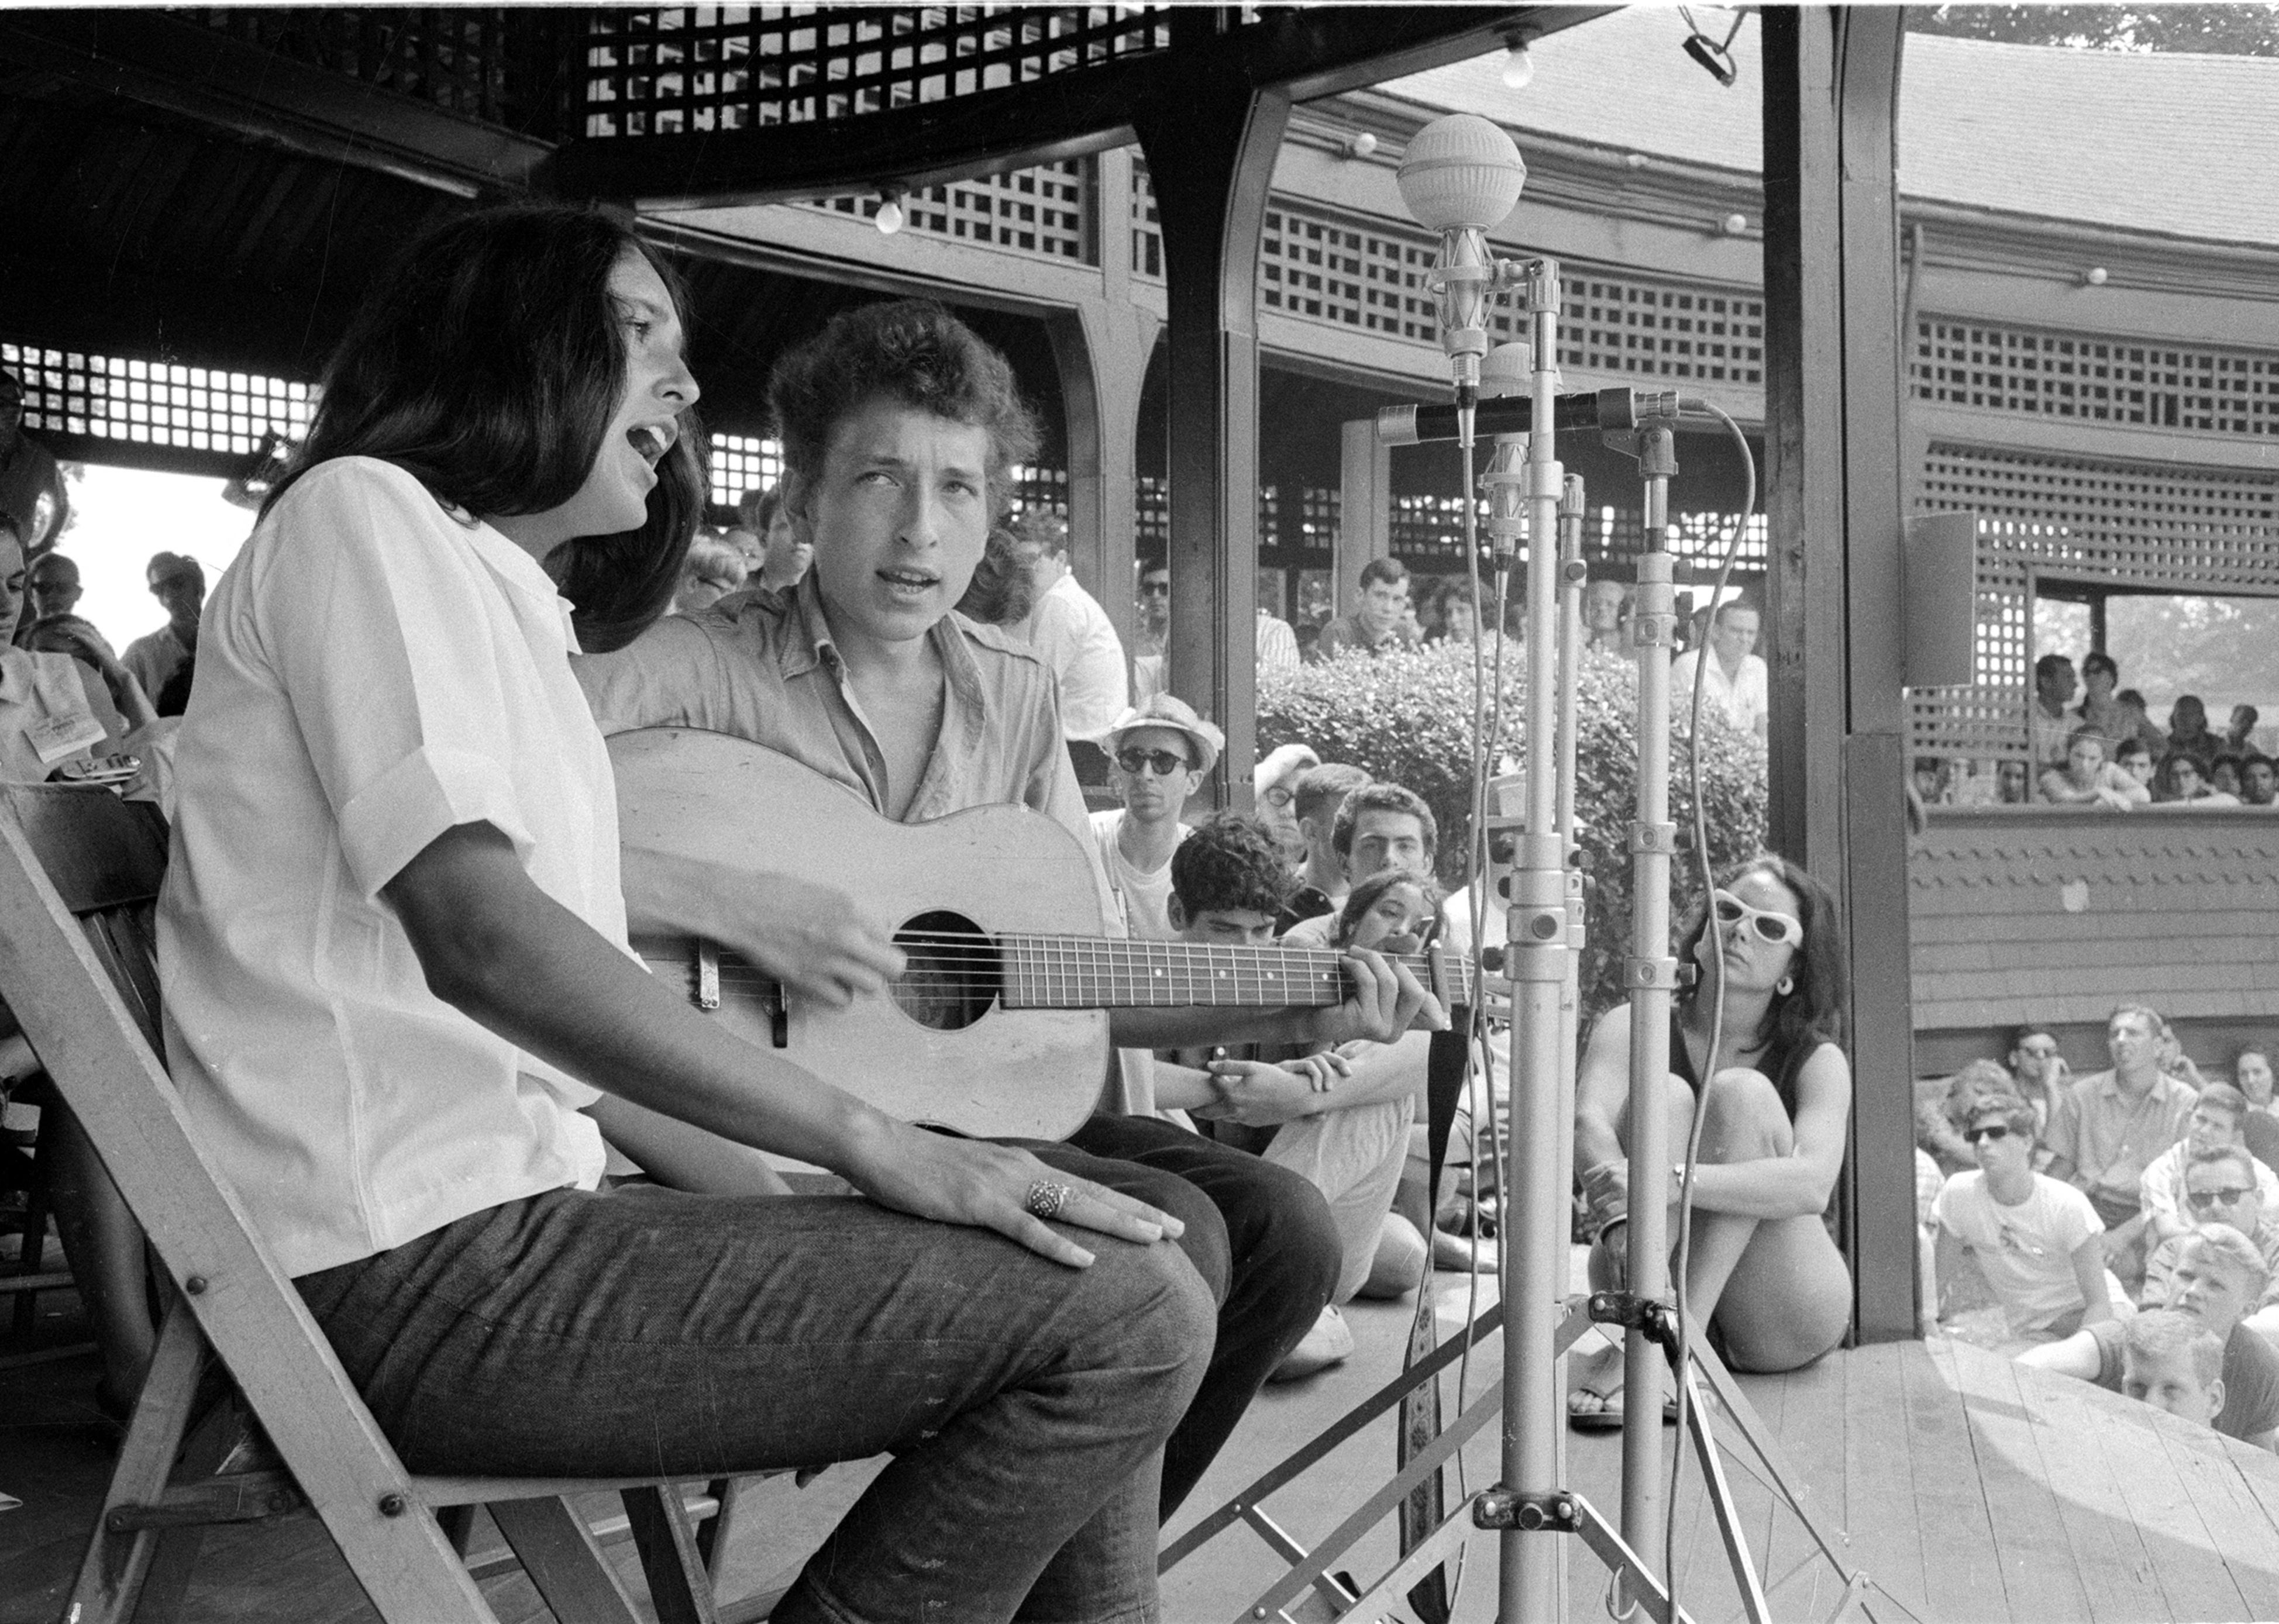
[2139,1083,2279,1248]
[1090,694,1219,941]
[1932,1095,2120,1341]
[2142,1146,2279,1341]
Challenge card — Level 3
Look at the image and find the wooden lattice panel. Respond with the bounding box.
[1908,686,2030,764]
[1135,474,1167,554]
[2,340,311,460]
[1910,807,2279,1032]
[1914,318,2279,439]
[809,160,1092,262]
[708,432,783,508]
[1010,463,1068,518]
[198,8,528,127]
[1254,196,1764,388]
[1295,486,1340,551]
[579,6,1172,139]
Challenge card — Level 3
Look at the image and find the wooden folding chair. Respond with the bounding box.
[0,784,778,1623]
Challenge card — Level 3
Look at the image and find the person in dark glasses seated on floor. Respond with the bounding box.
[1567,856,1854,1432]
[1932,1094,2130,1345]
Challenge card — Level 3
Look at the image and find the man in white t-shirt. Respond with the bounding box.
[1019,518,1127,763]
[1935,1095,2122,1342]
[1669,597,1768,740]
[1090,695,1221,940]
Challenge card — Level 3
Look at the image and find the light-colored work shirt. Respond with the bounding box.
[122,623,194,706]
[1025,570,1127,743]
[2043,1068,2197,1211]
[1933,1170,2104,1339]
[1669,647,1768,737]
[159,458,617,1278]
[577,576,1152,1115]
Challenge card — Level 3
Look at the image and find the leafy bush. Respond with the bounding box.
[1256,641,1769,1021]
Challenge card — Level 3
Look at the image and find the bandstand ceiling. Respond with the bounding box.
[0,4,1558,477]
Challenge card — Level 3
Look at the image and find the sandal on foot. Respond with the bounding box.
[1565,1384,1681,1433]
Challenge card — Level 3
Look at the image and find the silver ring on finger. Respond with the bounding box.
[1025,1178,1076,1222]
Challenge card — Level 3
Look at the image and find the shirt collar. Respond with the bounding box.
[777,573,989,711]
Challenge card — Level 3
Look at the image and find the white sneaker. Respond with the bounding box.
[1271,1305,1356,1382]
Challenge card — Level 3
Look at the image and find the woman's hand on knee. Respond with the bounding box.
[852,1126,1185,1268]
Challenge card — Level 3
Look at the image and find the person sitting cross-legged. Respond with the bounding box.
[1157,827,1444,1378]
[1568,858,1855,1431]
[2121,1309,2229,1433]
[2022,1224,2279,1451]
[2140,1083,2279,1247]
[1932,1094,2129,1344]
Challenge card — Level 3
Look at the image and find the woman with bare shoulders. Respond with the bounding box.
[1567,856,1854,1428]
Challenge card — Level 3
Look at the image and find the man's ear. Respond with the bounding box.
[2207,1375,2226,1419]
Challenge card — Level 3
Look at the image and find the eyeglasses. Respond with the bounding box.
[1964,1125,2013,1144]
[2187,1187,2255,1209]
[1712,889,1804,947]
[1116,747,1191,777]
[2017,1043,2059,1060]
[1262,787,1296,809]
[1140,580,1171,597]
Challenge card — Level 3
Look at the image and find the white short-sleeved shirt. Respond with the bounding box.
[1670,648,1768,737]
[1090,808,1186,941]
[1025,572,1127,743]
[1933,1170,2104,1338]
[159,457,618,1278]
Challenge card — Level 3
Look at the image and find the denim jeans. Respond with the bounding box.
[297,1184,1213,1623]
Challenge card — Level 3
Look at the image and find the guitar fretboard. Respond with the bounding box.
[989,935,1475,1011]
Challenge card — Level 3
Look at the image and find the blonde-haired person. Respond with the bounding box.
[2039,725,2147,809]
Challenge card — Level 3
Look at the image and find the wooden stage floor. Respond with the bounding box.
[7,1273,2279,1623]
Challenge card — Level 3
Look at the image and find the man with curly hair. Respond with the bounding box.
[579,297,1441,1513]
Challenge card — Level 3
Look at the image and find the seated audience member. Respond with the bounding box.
[2142,1146,2279,1343]
[1569,858,1854,1428]
[1130,557,1168,702]
[950,520,1042,627]
[2069,651,2134,746]
[2041,1005,2196,1293]
[1430,580,1483,646]
[154,207,1225,1621]
[741,484,813,592]
[1091,695,1218,940]
[2157,751,2237,806]
[1934,1095,2127,1342]
[2244,753,2278,808]
[1995,758,2032,804]
[2032,654,2078,768]
[1279,783,1439,950]
[2154,1013,2208,1092]
[1279,761,1371,933]
[2236,1044,2279,1170]
[1251,742,1318,863]
[1917,1058,2019,1178]
[2007,1023,2068,1135]
[1313,557,1420,663]
[2226,704,2261,757]
[2113,737,2155,798]
[1669,597,1768,740]
[573,296,1439,1519]
[0,520,141,774]
[2166,694,2218,773]
[1018,513,1128,774]
[1582,576,1631,657]
[1156,825,1440,1375]
[2212,753,2247,799]
[2122,1309,2229,1432]
[2141,1084,2279,1244]
[2115,688,2167,756]
[1256,604,1301,676]
[672,530,748,614]
[122,551,204,717]
[19,551,108,655]
[2039,726,2147,809]
[2022,1226,2279,1451]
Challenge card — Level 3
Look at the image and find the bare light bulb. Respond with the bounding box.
[1500,44,1535,89]
[875,193,905,235]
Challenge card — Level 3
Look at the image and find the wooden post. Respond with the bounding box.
[1134,13,1290,808]
[1762,4,1916,1344]
[1337,418,1393,625]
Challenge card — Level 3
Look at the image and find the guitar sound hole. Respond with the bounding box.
[892,911,1001,1032]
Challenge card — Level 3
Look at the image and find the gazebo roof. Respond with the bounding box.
[1383,10,2279,248]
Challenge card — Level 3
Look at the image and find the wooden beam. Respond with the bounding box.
[0,12,549,198]
[1337,419,1392,619]
[1762,5,1915,1346]
[1134,19,1289,809]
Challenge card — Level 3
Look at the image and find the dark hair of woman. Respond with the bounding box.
[952,522,1043,626]
[270,204,706,652]
[1677,854,1847,1062]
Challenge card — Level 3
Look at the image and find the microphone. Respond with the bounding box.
[1395,113,1527,396]
[1375,387,1686,447]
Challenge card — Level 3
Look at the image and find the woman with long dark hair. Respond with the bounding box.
[157,205,1213,1623]
[1566,855,1854,1428]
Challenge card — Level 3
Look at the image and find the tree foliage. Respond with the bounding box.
[1256,642,1769,1021]
[1910,5,2279,56]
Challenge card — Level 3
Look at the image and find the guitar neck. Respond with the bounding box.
[994,936,1475,1012]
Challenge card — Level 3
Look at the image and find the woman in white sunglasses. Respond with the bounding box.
[1567,856,1854,1430]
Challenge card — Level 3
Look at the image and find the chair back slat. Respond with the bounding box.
[0,786,495,1621]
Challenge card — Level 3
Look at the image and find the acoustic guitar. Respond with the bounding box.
[610,727,1474,1142]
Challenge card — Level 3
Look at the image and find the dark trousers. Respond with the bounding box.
[1055,1112,1340,1516]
